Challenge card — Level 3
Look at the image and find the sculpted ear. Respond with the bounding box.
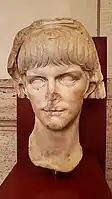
[84,82,97,99]
[84,81,106,99]
[12,78,28,98]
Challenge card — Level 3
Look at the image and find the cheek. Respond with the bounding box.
[59,83,87,103]
[26,86,46,108]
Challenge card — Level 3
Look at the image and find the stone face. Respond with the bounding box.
[7,18,105,173]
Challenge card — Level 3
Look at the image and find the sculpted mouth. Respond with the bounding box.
[43,109,65,112]
[42,108,66,112]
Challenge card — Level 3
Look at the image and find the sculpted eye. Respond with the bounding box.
[58,74,79,87]
[30,77,47,89]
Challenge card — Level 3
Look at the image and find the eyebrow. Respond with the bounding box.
[26,71,82,79]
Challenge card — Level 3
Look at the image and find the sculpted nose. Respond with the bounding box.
[45,78,61,103]
[48,78,56,94]
[45,78,57,100]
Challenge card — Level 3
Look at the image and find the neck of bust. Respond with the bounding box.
[29,113,83,172]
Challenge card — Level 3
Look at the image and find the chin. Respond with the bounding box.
[47,121,66,130]
[40,115,74,130]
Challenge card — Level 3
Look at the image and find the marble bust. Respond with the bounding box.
[7,18,106,173]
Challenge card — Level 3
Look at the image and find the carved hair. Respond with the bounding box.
[7,18,106,98]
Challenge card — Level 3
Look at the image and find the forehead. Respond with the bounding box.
[26,63,85,77]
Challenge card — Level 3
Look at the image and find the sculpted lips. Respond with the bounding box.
[42,108,66,112]
[41,108,66,115]
[43,109,65,112]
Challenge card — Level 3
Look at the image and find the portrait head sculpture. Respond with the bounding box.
[7,18,106,173]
